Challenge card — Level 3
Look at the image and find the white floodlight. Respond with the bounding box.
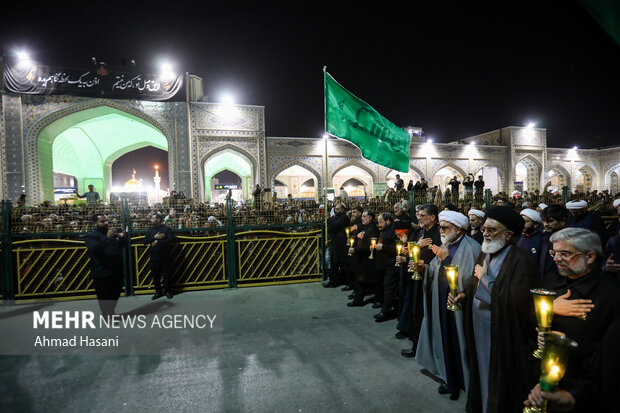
[526,122,536,129]
[16,50,32,69]
[159,62,175,81]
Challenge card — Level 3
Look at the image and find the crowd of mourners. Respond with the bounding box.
[324,193,620,413]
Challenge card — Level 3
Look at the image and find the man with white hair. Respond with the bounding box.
[525,227,620,411]
[463,207,538,413]
[415,211,481,401]
[468,209,485,244]
[517,208,543,263]
[566,200,605,246]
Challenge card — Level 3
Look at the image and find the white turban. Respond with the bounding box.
[566,200,587,210]
[613,199,620,208]
[520,208,542,224]
[538,203,548,210]
[468,209,485,219]
[439,211,469,229]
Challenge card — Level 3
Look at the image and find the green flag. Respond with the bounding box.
[324,70,411,172]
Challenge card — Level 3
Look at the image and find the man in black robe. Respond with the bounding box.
[144,213,175,299]
[566,200,606,246]
[85,213,126,317]
[539,204,569,282]
[399,203,441,357]
[324,203,350,288]
[348,210,379,306]
[524,227,620,412]
[463,207,539,413]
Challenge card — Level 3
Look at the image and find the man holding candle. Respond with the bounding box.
[525,227,620,411]
[398,203,441,355]
[415,210,480,400]
[344,205,364,294]
[348,210,379,306]
[324,203,350,288]
[463,206,539,413]
[373,212,399,322]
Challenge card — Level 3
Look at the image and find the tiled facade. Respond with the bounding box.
[1,93,619,203]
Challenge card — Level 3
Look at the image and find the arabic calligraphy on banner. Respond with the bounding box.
[3,64,184,101]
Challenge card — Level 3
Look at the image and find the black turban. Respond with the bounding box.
[485,206,524,235]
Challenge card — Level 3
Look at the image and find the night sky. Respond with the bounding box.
[2,1,619,148]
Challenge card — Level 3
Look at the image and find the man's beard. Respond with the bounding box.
[481,232,507,254]
[557,257,589,277]
[440,231,458,245]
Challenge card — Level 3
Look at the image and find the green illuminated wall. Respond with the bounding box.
[203,150,254,201]
[39,106,167,201]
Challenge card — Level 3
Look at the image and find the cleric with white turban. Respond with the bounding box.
[520,208,543,224]
[468,209,485,219]
[566,200,587,210]
[438,210,469,230]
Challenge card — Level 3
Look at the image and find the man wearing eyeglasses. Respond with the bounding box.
[463,207,538,413]
[415,210,480,401]
[524,227,620,411]
[398,203,441,356]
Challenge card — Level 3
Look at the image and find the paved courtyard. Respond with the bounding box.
[0,283,466,413]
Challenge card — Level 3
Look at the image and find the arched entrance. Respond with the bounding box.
[611,171,619,195]
[433,166,465,198]
[333,165,374,198]
[203,149,254,202]
[515,156,540,192]
[42,106,169,203]
[274,165,317,200]
[386,168,423,190]
[575,166,595,192]
[546,166,570,192]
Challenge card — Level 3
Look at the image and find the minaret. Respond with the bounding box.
[154,165,161,191]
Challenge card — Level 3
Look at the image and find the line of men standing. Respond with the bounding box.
[324,197,620,412]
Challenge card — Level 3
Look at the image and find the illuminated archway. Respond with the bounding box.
[333,165,373,198]
[202,149,254,202]
[611,171,619,195]
[44,107,168,203]
[515,156,541,192]
[432,165,465,198]
[274,165,317,199]
[575,166,595,192]
[546,165,571,192]
[386,167,424,190]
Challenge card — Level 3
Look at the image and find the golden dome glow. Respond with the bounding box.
[124,169,142,187]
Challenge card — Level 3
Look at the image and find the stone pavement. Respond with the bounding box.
[0,283,466,413]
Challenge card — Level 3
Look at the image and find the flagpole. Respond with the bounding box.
[322,67,329,280]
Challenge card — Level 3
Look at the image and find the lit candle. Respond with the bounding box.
[349,237,355,247]
[396,242,403,255]
[345,227,350,238]
[540,301,549,327]
[370,238,377,249]
[412,244,420,262]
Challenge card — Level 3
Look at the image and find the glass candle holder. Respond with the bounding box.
[348,237,355,256]
[531,289,556,359]
[395,241,403,267]
[445,264,460,311]
[523,333,578,413]
[369,237,377,259]
[408,241,422,280]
